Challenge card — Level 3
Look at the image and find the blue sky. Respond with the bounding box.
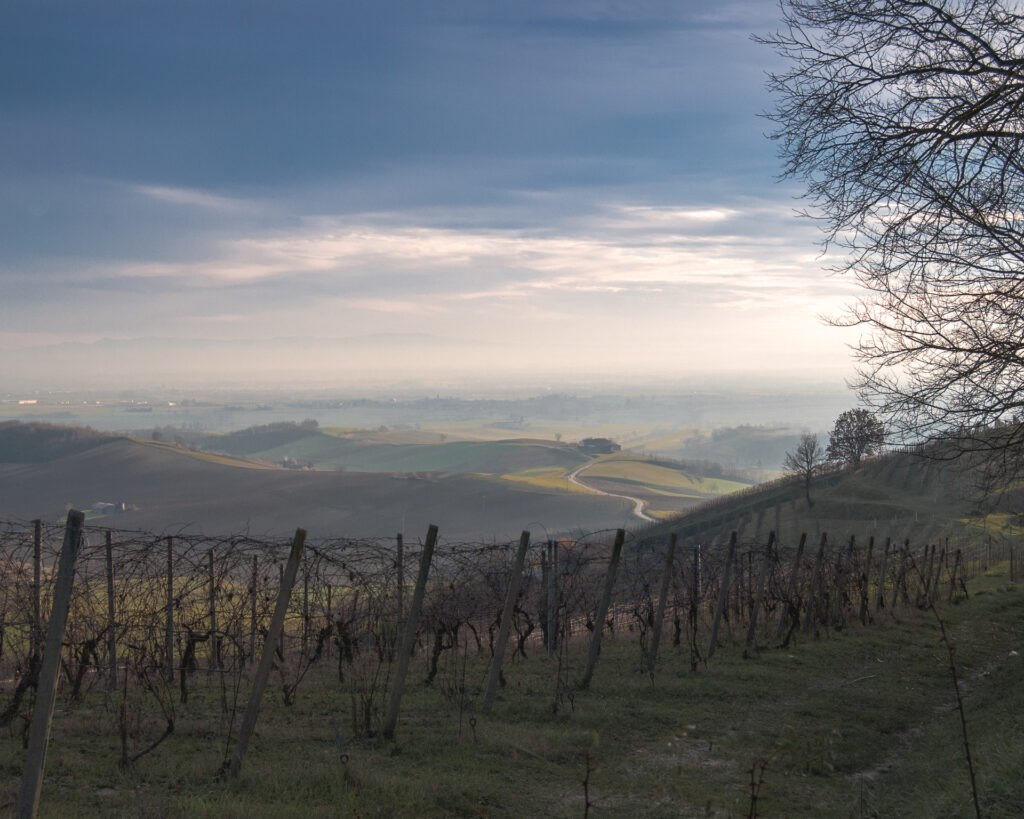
[1,0,859,389]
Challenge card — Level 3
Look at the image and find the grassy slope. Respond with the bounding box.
[579,455,750,496]
[238,433,588,475]
[7,569,1021,817]
[639,451,997,549]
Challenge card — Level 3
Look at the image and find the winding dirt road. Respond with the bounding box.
[567,461,655,522]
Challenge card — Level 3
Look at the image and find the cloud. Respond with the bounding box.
[131,184,254,214]
[93,198,830,305]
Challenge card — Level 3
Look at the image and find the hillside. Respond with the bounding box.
[0,420,115,463]
[0,437,638,539]
[642,448,1004,549]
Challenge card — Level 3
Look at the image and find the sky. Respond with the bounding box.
[1,0,862,391]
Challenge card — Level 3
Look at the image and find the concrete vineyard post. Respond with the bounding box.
[16,510,84,819]
[105,530,117,690]
[647,532,677,676]
[383,524,438,740]
[579,529,625,690]
[228,528,306,779]
[707,532,737,661]
[483,530,530,712]
[743,531,775,657]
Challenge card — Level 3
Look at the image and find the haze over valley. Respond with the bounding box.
[0,380,850,538]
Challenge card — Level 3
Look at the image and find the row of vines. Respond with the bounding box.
[0,513,1018,812]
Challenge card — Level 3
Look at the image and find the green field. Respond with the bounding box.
[578,455,750,496]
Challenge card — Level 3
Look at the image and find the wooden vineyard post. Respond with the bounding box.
[31,519,41,662]
[776,533,806,639]
[249,554,258,662]
[16,510,84,819]
[301,568,309,657]
[229,528,307,779]
[689,542,701,668]
[949,549,963,603]
[832,536,855,627]
[876,538,891,610]
[277,564,286,657]
[647,532,677,676]
[105,530,117,690]
[743,531,775,657]
[803,534,828,635]
[932,545,946,606]
[858,536,874,625]
[383,524,438,740]
[707,532,737,661]
[540,551,550,653]
[922,544,937,604]
[165,536,174,683]
[208,550,219,670]
[483,531,530,712]
[890,540,909,610]
[546,540,558,654]
[737,548,745,622]
[579,529,625,690]
[396,532,404,626]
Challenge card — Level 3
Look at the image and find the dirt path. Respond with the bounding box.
[567,461,655,522]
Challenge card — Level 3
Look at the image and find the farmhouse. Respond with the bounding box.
[578,437,621,455]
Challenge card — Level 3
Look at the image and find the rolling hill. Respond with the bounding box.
[640,447,1010,550]
[0,437,639,540]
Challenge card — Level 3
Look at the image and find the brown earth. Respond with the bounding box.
[0,439,635,540]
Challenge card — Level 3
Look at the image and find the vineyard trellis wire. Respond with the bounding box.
[0,512,1016,810]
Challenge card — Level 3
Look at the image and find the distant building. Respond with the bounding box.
[90,501,127,515]
[578,437,621,455]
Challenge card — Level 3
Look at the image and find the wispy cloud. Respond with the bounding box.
[101,200,837,311]
[131,184,255,214]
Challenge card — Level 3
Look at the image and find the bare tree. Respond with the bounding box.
[827,409,884,469]
[760,0,1024,483]
[784,433,825,507]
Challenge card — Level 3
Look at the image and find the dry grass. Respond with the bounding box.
[3,565,1021,817]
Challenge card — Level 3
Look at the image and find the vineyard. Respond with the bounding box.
[1,512,1021,817]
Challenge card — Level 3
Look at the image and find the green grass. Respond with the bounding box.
[499,466,592,494]
[579,456,750,496]
[4,567,1022,817]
